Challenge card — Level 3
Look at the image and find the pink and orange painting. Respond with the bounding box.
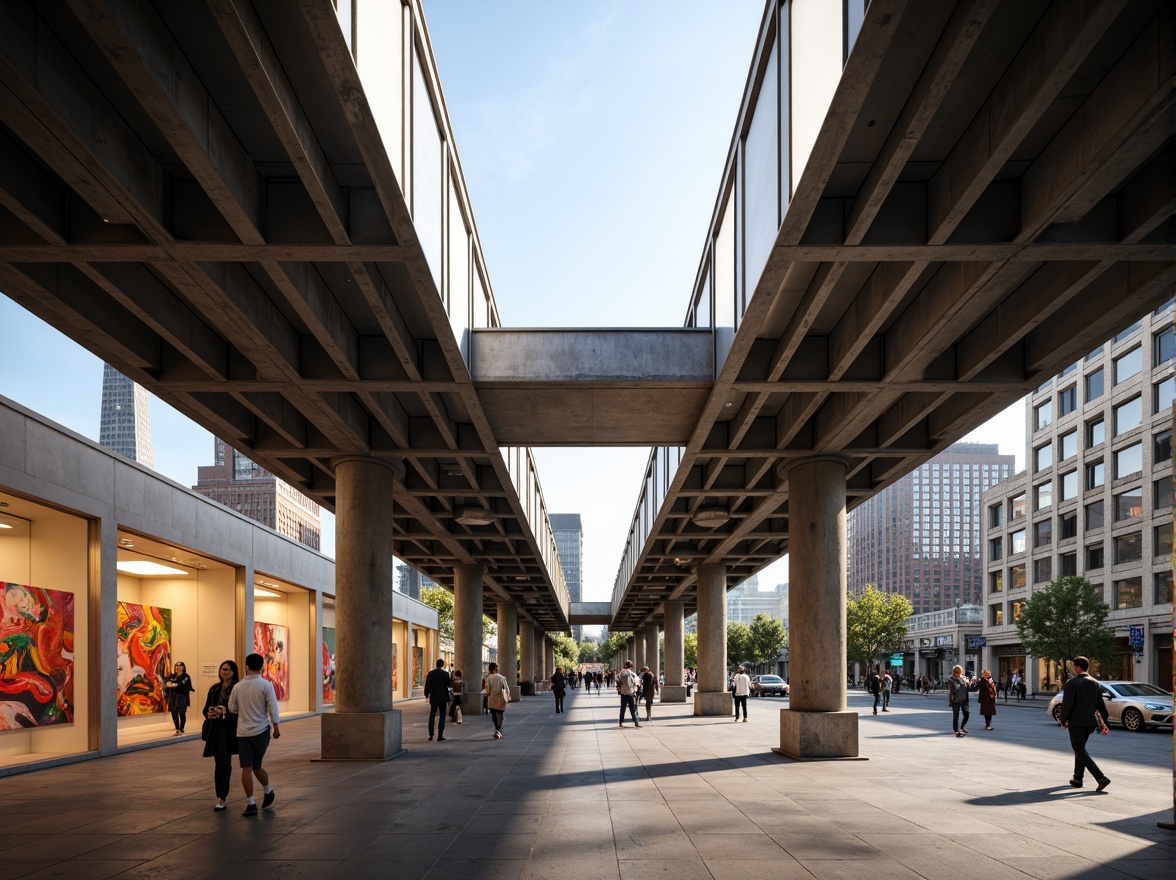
[0,583,75,730]
[116,601,171,716]
[254,621,289,701]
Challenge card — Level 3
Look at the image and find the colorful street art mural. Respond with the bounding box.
[116,600,171,716]
[0,583,75,730]
[254,621,289,701]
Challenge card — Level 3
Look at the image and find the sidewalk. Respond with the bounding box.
[1,688,1171,879]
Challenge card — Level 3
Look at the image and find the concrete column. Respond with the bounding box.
[544,636,555,682]
[694,564,732,716]
[646,624,660,685]
[453,564,484,714]
[321,456,405,759]
[496,601,521,702]
[633,626,646,671]
[626,636,635,670]
[662,600,686,702]
[777,457,858,759]
[519,618,536,695]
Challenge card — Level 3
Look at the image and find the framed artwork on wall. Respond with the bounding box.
[254,621,289,700]
[322,626,335,704]
[1,583,75,729]
[116,600,171,716]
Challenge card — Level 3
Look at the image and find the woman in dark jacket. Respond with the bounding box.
[551,667,567,714]
[202,660,240,811]
[164,661,195,735]
[977,668,998,730]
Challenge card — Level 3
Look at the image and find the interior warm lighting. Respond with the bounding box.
[253,586,282,598]
[117,560,187,577]
[0,522,12,529]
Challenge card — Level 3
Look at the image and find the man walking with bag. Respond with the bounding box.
[617,660,641,729]
[1059,656,1111,790]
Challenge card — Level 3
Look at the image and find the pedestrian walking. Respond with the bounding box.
[164,661,195,735]
[486,661,510,739]
[1058,656,1111,790]
[481,674,489,714]
[867,664,882,715]
[947,664,970,737]
[732,666,751,722]
[1011,669,1024,701]
[448,669,464,724]
[227,652,280,817]
[881,669,892,712]
[423,659,452,742]
[977,669,997,729]
[616,660,641,728]
[551,666,567,714]
[201,660,239,812]
[640,665,658,721]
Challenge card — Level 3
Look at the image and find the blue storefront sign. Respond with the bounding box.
[1128,624,1144,650]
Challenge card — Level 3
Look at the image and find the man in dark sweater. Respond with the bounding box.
[423,659,453,742]
[1058,656,1110,791]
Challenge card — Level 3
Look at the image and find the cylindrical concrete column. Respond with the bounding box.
[663,600,685,687]
[453,564,484,685]
[496,602,518,685]
[519,618,535,694]
[544,637,555,680]
[696,564,727,692]
[322,456,405,759]
[633,626,646,671]
[645,624,660,682]
[626,636,635,669]
[777,457,857,758]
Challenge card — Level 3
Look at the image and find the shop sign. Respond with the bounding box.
[889,653,904,664]
[1128,624,1145,649]
[935,635,953,646]
[920,648,940,657]
[919,638,932,647]
[966,636,987,649]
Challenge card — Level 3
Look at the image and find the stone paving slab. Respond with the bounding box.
[0,687,1171,879]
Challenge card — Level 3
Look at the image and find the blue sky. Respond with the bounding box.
[0,1,1024,603]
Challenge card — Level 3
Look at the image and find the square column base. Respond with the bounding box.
[694,690,733,716]
[660,685,688,703]
[520,682,536,697]
[774,709,862,759]
[509,685,521,703]
[321,710,402,760]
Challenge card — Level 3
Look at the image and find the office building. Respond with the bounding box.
[396,562,437,601]
[98,364,154,468]
[726,576,788,626]
[550,513,583,640]
[848,443,1015,614]
[193,438,321,551]
[983,302,1174,690]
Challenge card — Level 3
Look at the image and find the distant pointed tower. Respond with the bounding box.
[99,364,154,468]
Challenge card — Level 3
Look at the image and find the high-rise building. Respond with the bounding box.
[549,513,583,641]
[98,364,154,468]
[983,301,1174,689]
[192,438,321,550]
[848,442,1015,614]
[395,562,436,600]
[726,576,788,626]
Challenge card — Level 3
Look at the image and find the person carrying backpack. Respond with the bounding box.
[616,660,641,729]
[948,664,970,737]
[881,670,892,712]
[867,665,882,715]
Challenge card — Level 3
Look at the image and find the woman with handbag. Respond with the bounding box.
[977,669,998,730]
[449,670,464,724]
[551,666,567,714]
[202,660,240,811]
[164,661,195,735]
[486,662,510,740]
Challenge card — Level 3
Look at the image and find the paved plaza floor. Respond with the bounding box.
[2,687,1173,880]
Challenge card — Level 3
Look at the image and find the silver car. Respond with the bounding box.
[1047,680,1174,732]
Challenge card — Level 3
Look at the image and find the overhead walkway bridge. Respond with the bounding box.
[0,0,1170,759]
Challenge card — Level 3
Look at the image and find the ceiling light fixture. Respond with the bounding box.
[116,560,187,577]
[454,506,495,527]
[0,523,12,530]
[253,586,282,599]
[691,506,730,528]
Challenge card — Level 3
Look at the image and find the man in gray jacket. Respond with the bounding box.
[1058,656,1110,791]
[227,652,281,816]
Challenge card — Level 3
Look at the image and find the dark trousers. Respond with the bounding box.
[554,694,564,713]
[1068,725,1104,782]
[428,703,447,738]
[882,691,890,709]
[619,695,639,725]
[734,695,748,719]
[171,709,186,731]
[951,701,970,731]
[490,708,504,731]
[213,754,233,799]
[872,692,881,713]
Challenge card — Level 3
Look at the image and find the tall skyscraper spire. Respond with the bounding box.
[98,363,154,468]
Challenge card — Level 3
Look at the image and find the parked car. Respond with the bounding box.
[1046,680,1173,732]
[750,674,789,697]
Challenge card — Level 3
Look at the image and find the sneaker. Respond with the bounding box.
[635,724,642,729]
[213,803,227,812]
[242,804,258,816]
[428,735,433,741]
[1096,777,1111,791]
[742,718,748,723]
[985,725,993,730]
[262,790,275,809]
[954,731,963,737]
[493,731,502,740]
[1069,777,1083,788]
[437,736,446,742]
[960,727,968,734]
[619,724,625,729]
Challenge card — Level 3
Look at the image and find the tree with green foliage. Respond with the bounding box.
[598,630,631,668]
[747,613,787,671]
[1015,576,1115,674]
[578,640,600,664]
[846,584,912,672]
[684,633,698,669]
[726,622,752,670]
[419,586,496,645]
[548,632,579,672]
